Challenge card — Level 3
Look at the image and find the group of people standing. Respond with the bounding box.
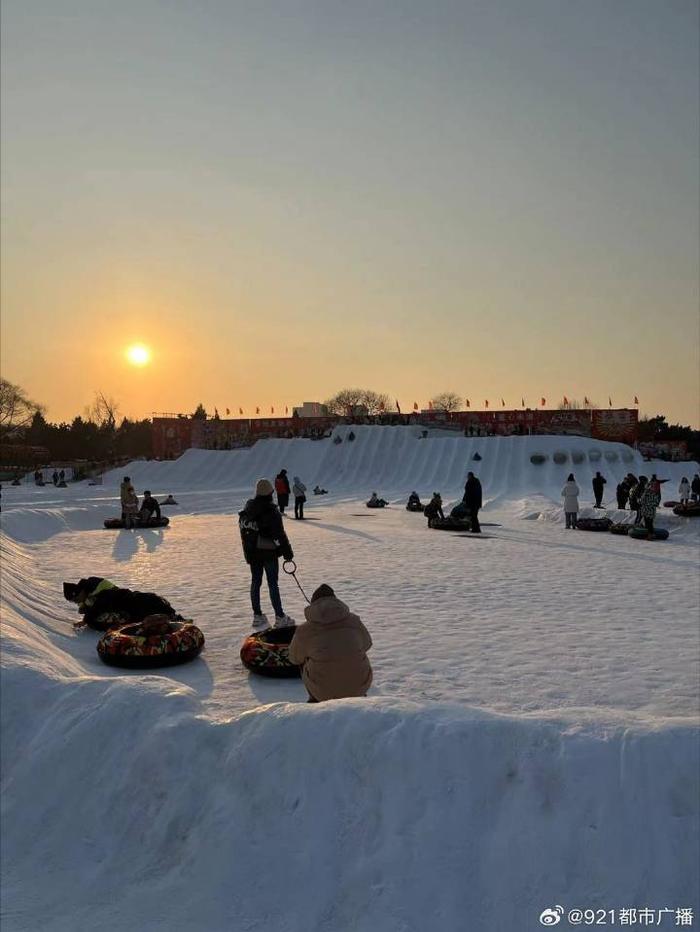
[274,469,307,520]
[562,471,672,536]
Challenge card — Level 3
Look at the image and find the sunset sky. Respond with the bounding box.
[2,1,698,425]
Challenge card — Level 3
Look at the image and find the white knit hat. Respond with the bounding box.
[255,478,274,496]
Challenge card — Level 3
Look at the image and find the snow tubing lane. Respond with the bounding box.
[628,527,670,541]
[240,626,301,678]
[576,518,612,532]
[97,620,204,668]
[609,522,632,535]
[430,518,471,532]
[673,504,700,517]
[103,516,170,529]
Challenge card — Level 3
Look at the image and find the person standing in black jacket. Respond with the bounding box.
[592,472,607,508]
[463,472,483,533]
[239,478,295,630]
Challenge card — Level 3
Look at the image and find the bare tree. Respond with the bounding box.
[88,392,120,429]
[0,379,44,439]
[430,391,463,412]
[324,388,392,416]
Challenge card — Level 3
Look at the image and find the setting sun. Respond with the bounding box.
[126,344,151,367]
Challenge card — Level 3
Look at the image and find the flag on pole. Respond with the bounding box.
[428,400,433,410]
[541,397,546,407]
[396,400,401,414]
[413,402,418,411]
[521,398,525,408]
[485,400,489,409]
[634,395,639,405]
[226,407,230,415]
[563,396,569,407]
[465,399,470,408]
[608,397,612,407]
[256,407,260,415]
[271,407,274,414]
[285,406,288,414]
[501,398,505,407]
[239,407,243,415]
[584,396,590,406]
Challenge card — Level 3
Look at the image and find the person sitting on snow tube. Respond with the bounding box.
[97,614,204,668]
[138,490,162,525]
[162,493,178,505]
[288,584,372,702]
[406,491,423,511]
[423,493,444,526]
[367,492,387,508]
[63,577,181,630]
[313,485,328,495]
[449,501,470,521]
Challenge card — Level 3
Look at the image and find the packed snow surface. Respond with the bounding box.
[2,430,699,931]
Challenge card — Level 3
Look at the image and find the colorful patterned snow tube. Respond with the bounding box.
[104,516,170,529]
[628,526,669,541]
[673,503,700,517]
[609,522,632,535]
[240,626,301,678]
[97,618,204,668]
[576,517,612,532]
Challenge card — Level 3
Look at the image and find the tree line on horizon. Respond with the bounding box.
[1,378,698,462]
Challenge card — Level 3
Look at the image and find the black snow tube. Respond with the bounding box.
[609,522,632,535]
[97,620,205,668]
[430,517,471,532]
[663,501,680,509]
[240,626,301,678]
[553,452,568,464]
[366,501,387,509]
[673,503,700,517]
[406,502,424,512]
[104,516,170,529]
[576,517,612,532]
[628,526,669,541]
[530,454,548,465]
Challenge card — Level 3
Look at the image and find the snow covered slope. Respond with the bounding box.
[103,427,696,501]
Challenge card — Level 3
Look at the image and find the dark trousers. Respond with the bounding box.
[643,517,654,534]
[294,496,305,519]
[277,493,289,513]
[565,512,577,529]
[250,559,284,617]
[470,507,481,533]
[594,492,603,507]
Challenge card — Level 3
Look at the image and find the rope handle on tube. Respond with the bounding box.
[283,560,311,604]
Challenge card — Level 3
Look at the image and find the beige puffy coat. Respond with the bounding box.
[288,595,372,701]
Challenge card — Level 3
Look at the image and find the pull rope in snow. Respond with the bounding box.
[282,560,311,604]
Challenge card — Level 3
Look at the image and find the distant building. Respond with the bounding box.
[292,402,328,418]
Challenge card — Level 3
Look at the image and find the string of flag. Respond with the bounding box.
[212,396,640,417]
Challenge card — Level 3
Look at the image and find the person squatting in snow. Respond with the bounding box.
[423,492,444,524]
[239,478,295,630]
[288,584,372,703]
[561,474,580,528]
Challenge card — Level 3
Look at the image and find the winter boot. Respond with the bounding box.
[274,614,295,628]
[252,613,269,631]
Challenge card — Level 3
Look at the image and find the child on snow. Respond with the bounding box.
[289,584,372,702]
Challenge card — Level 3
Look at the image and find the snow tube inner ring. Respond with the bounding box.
[240,625,301,678]
[628,526,669,541]
[576,517,612,532]
[97,619,204,668]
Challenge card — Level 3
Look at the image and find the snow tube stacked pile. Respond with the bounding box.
[673,503,700,517]
[240,626,301,678]
[576,517,612,532]
[628,527,669,541]
[104,516,170,529]
[97,619,204,668]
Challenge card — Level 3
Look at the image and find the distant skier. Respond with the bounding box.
[692,474,700,502]
[463,471,483,533]
[275,469,291,514]
[561,474,580,529]
[239,478,295,630]
[139,490,162,524]
[678,477,691,505]
[288,584,372,702]
[423,492,444,526]
[592,472,607,508]
[615,480,629,510]
[292,475,307,519]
